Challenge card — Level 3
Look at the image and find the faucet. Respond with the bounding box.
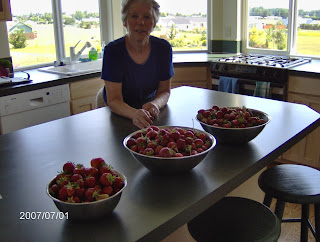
[70,41,92,63]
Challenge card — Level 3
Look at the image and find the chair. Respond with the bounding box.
[95,86,106,109]
[187,196,281,242]
[258,164,320,242]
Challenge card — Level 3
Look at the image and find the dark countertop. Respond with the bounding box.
[0,53,319,97]
[0,86,319,241]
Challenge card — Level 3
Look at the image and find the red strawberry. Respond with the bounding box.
[63,162,75,174]
[73,164,86,176]
[99,173,115,186]
[86,167,99,178]
[113,176,124,189]
[84,176,96,188]
[143,147,154,156]
[102,186,113,195]
[49,184,59,197]
[97,194,110,201]
[65,182,75,197]
[159,147,173,157]
[58,187,68,201]
[126,138,136,147]
[99,164,114,175]
[75,187,85,198]
[85,188,99,202]
[91,157,105,169]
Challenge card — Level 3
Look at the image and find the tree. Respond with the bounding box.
[64,17,75,25]
[9,29,27,49]
[167,24,178,40]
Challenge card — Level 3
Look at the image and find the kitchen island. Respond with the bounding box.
[0,86,319,241]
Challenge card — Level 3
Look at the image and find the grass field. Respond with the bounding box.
[9,25,320,68]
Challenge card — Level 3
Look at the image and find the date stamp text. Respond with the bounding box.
[19,211,68,220]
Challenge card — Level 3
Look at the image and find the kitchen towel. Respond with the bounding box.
[253,81,272,98]
[218,76,239,93]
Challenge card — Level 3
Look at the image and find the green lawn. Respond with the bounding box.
[9,26,320,68]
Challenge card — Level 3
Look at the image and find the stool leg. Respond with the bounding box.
[263,194,273,207]
[315,204,320,242]
[301,204,310,242]
[275,200,286,219]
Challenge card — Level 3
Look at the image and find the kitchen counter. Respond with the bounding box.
[0,53,319,97]
[0,86,319,241]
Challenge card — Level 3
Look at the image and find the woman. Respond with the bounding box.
[101,0,174,129]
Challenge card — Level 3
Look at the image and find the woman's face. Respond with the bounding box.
[124,1,155,43]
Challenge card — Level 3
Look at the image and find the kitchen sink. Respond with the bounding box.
[38,59,102,75]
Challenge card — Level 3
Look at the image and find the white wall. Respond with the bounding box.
[0,22,10,58]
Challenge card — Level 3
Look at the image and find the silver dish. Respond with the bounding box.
[46,171,127,220]
[196,108,271,144]
[123,126,216,175]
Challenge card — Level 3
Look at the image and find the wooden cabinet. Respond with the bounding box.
[69,63,212,115]
[277,75,320,168]
[69,77,104,115]
[0,0,12,21]
[171,63,212,89]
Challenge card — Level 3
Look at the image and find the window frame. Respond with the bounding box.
[242,0,319,59]
[9,0,210,71]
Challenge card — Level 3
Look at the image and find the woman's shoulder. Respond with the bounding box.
[105,37,125,49]
[150,36,172,49]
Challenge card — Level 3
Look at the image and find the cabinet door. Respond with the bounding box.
[282,92,320,168]
[172,65,211,89]
[0,0,12,21]
[69,77,104,115]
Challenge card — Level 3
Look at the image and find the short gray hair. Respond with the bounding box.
[121,0,160,25]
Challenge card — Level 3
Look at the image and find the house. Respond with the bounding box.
[8,22,37,39]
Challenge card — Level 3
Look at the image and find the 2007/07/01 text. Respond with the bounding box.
[19,211,68,220]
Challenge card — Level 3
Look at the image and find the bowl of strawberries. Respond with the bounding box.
[123,126,216,175]
[47,158,127,220]
[196,105,271,144]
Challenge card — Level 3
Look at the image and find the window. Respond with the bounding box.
[244,0,320,58]
[7,0,100,70]
[152,0,208,51]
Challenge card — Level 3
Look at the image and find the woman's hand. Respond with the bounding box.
[132,109,154,129]
[142,102,160,119]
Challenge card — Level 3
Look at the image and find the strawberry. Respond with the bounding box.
[85,188,99,202]
[65,182,75,197]
[113,176,124,189]
[99,173,115,186]
[49,184,59,197]
[158,147,173,157]
[86,167,99,178]
[73,164,86,176]
[102,186,113,195]
[143,147,154,156]
[58,186,68,201]
[75,187,85,198]
[126,138,136,147]
[90,157,105,169]
[84,176,96,188]
[97,194,110,201]
[99,164,114,175]
[63,162,75,174]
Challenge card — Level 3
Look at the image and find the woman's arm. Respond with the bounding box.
[105,80,154,128]
[142,79,171,118]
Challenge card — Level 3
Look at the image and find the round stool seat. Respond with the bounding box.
[187,196,281,242]
[258,164,320,204]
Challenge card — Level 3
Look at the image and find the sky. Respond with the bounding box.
[10,0,207,16]
[249,0,320,11]
[10,0,320,16]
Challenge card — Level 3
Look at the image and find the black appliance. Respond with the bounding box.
[211,54,311,100]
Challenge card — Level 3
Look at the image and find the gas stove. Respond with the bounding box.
[211,54,311,83]
[216,54,311,68]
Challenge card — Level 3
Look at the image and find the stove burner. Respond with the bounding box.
[216,54,311,68]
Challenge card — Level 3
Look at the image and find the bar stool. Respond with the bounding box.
[258,164,320,242]
[187,196,281,242]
